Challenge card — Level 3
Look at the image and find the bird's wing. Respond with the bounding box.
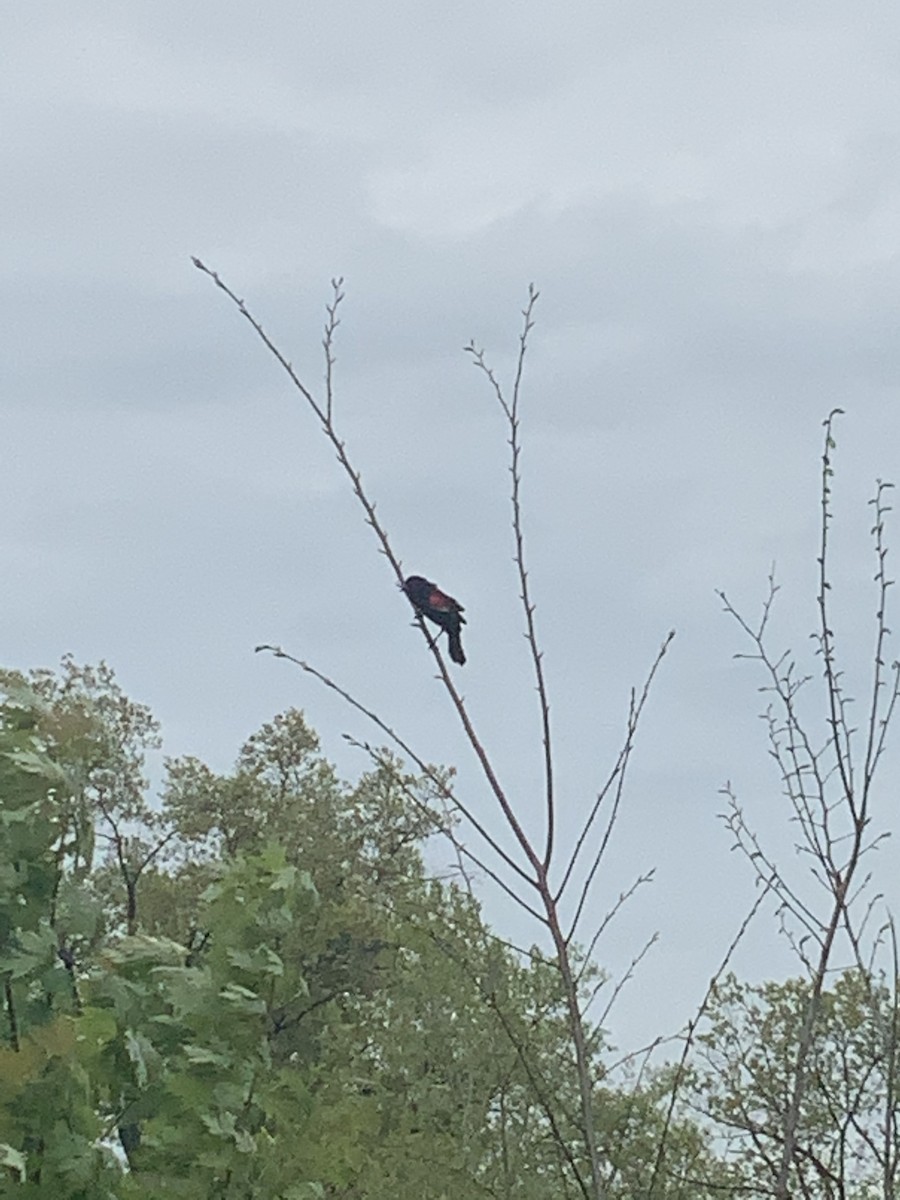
[429,588,461,612]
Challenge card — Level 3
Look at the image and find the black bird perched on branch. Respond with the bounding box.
[402,575,467,665]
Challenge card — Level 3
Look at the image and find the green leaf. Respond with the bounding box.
[183,1043,231,1067]
[0,926,57,978]
[270,864,298,891]
[219,982,267,1014]
[227,945,284,977]
[5,747,68,782]
[75,1005,119,1048]
[233,1128,256,1153]
[0,1142,26,1181]
[124,1027,158,1086]
[199,1109,236,1138]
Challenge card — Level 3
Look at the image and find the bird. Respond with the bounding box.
[402,575,466,665]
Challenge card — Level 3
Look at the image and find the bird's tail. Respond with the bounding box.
[447,630,466,666]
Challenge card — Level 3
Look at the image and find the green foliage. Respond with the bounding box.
[0,682,122,1196]
[0,660,776,1197]
[83,846,320,1196]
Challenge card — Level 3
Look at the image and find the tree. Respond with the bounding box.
[620,409,900,1199]
[683,968,900,1198]
[195,263,675,1200]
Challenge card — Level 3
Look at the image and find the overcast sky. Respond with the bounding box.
[5,3,900,1051]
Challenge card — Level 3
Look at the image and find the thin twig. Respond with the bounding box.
[576,871,656,983]
[563,632,674,940]
[323,277,344,424]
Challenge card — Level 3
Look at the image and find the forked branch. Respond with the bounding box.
[466,285,556,866]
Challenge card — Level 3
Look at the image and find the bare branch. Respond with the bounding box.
[467,285,557,867]
[323,276,344,423]
[585,930,659,1029]
[562,631,674,937]
[576,871,656,982]
[815,408,855,817]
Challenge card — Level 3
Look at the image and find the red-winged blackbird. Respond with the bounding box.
[402,575,466,665]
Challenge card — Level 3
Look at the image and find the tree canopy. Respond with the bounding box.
[0,659,726,1199]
